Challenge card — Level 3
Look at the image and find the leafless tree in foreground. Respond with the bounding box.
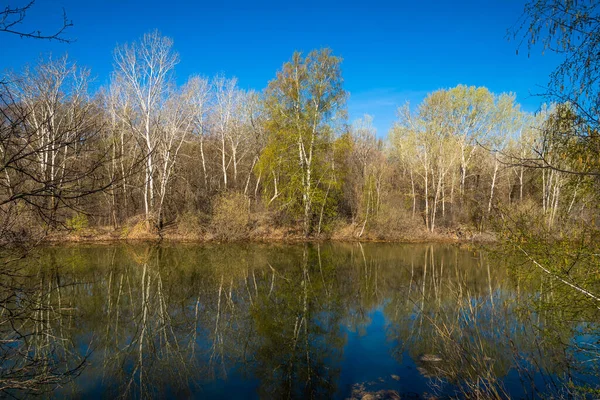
[0,56,114,395]
[1,0,72,42]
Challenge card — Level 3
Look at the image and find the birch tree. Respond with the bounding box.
[212,76,239,190]
[153,79,197,228]
[392,91,462,232]
[350,115,379,234]
[105,76,143,224]
[486,93,520,215]
[112,30,179,223]
[4,56,95,215]
[0,56,110,244]
[445,86,496,202]
[188,76,211,190]
[261,49,346,236]
[505,112,540,203]
[242,91,267,198]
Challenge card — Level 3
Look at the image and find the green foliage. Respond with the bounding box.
[539,103,600,175]
[258,48,347,235]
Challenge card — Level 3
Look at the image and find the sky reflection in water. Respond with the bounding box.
[7,243,599,399]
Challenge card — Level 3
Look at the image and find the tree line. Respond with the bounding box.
[0,30,596,242]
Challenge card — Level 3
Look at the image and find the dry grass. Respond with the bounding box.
[43,209,497,244]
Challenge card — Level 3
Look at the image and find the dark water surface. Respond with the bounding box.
[3,243,599,399]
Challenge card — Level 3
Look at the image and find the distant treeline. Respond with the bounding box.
[1,30,598,242]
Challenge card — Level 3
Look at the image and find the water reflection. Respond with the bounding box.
[1,243,598,399]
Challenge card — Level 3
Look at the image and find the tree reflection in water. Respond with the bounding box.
[1,243,598,399]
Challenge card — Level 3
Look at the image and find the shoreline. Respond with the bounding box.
[42,229,496,246]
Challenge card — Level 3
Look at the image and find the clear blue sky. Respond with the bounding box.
[2,0,560,136]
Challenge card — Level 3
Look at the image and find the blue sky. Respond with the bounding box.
[2,0,561,136]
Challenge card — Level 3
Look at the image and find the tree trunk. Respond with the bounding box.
[488,157,499,214]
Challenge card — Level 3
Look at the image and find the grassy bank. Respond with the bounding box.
[46,217,496,245]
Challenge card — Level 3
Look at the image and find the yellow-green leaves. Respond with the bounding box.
[259,49,347,235]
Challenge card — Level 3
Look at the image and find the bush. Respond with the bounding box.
[371,204,423,239]
[66,213,88,232]
[492,198,547,239]
[210,192,250,241]
[120,215,158,239]
[176,211,206,237]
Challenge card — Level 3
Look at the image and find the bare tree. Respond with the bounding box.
[112,30,179,224]
[188,76,211,189]
[212,76,239,190]
[0,1,72,42]
[154,79,196,228]
[0,55,110,246]
[0,56,112,396]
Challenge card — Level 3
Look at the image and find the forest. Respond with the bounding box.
[1,29,597,245]
[0,0,598,257]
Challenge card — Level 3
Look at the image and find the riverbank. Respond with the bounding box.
[45,222,496,245]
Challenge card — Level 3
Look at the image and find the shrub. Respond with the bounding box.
[176,211,206,237]
[120,215,158,239]
[66,213,88,232]
[371,204,423,240]
[210,192,250,241]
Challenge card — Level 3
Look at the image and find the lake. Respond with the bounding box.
[1,243,598,399]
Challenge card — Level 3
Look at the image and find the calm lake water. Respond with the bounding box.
[3,243,599,399]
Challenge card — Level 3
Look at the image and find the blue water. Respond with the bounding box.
[7,243,598,399]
